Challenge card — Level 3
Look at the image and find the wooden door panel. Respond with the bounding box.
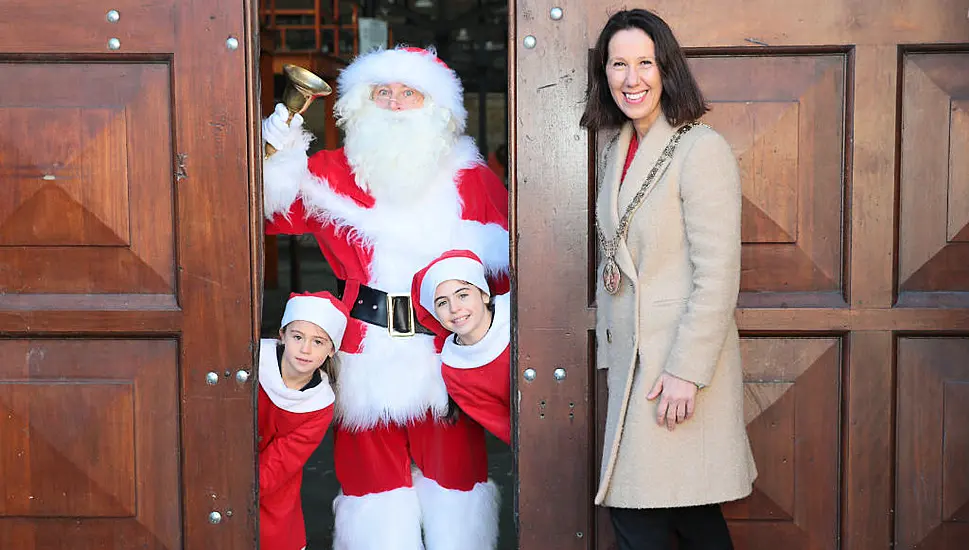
[0,0,258,548]
[0,107,130,247]
[0,1,176,54]
[516,2,969,549]
[896,337,969,550]
[725,338,841,549]
[0,62,174,296]
[899,52,969,305]
[585,1,969,44]
[0,339,179,548]
[690,54,847,307]
[1,383,136,517]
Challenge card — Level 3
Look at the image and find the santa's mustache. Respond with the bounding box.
[341,99,456,201]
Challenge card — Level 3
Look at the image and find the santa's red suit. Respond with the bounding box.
[258,338,335,550]
[262,47,508,550]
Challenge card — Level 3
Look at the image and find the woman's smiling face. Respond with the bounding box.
[606,28,664,131]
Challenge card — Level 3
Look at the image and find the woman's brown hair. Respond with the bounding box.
[580,9,708,130]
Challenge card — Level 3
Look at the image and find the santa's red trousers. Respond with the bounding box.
[330,410,498,549]
[334,411,488,495]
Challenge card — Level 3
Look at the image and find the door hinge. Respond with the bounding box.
[176,153,188,181]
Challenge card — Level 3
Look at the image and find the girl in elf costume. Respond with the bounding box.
[258,291,350,550]
[412,250,511,444]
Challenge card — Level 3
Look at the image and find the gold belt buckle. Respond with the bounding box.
[387,293,416,338]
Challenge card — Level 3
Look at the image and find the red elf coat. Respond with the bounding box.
[258,338,335,550]
[440,293,511,444]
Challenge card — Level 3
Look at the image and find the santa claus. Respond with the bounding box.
[261,47,509,550]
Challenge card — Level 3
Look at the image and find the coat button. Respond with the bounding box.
[606,329,613,343]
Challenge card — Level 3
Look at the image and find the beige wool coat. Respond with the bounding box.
[594,115,757,509]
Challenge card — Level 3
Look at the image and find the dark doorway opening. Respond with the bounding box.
[258,1,512,547]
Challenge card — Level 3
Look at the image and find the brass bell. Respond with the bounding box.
[265,64,333,158]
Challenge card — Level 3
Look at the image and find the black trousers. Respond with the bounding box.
[609,504,734,550]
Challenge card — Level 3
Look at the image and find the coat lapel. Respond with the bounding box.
[605,116,676,284]
[598,124,638,284]
[618,115,675,212]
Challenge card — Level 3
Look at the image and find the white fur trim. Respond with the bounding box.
[420,256,490,321]
[296,140,504,286]
[441,293,510,369]
[334,329,448,430]
[338,47,467,130]
[299,137,479,255]
[455,220,509,277]
[281,295,348,348]
[259,339,334,413]
[413,469,500,550]
[262,129,315,219]
[332,487,424,550]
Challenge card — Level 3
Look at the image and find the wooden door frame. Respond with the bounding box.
[509,1,601,549]
[178,0,262,545]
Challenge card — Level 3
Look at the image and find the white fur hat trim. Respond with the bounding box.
[419,256,490,322]
[337,46,467,129]
[280,294,348,349]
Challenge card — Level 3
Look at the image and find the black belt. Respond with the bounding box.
[337,280,434,337]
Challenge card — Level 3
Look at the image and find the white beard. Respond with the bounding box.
[341,98,457,205]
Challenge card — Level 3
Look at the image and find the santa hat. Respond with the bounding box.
[337,46,467,130]
[411,250,490,334]
[280,291,350,350]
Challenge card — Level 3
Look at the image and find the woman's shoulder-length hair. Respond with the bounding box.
[580,9,708,130]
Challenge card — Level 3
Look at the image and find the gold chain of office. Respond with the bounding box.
[595,122,702,295]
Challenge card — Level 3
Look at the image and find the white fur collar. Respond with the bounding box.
[259,338,335,413]
[299,137,507,292]
[300,135,480,226]
[441,293,510,369]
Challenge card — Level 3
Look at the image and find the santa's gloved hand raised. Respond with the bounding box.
[262,103,306,152]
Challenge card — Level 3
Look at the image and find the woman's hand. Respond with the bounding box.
[646,372,698,431]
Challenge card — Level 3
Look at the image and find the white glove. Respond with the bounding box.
[262,103,306,151]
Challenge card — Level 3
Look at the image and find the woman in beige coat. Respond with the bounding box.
[580,9,757,550]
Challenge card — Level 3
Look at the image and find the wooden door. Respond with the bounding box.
[0,1,260,548]
[513,1,969,549]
